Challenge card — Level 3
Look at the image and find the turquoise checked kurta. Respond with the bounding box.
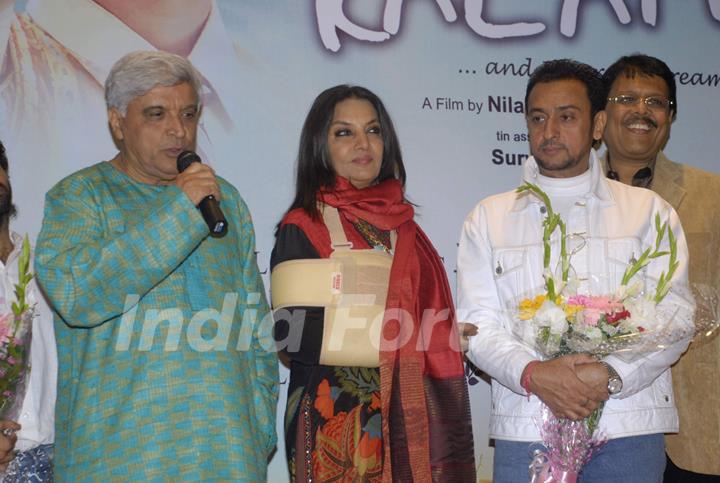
[36,162,278,481]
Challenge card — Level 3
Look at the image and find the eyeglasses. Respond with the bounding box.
[607,94,674,111]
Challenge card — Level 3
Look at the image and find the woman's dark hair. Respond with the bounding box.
[286,84,406,218]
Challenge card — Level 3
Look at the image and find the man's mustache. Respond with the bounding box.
[540,140,566,150]
[625,115,658,129]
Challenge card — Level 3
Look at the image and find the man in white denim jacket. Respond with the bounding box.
[458,59,694,483]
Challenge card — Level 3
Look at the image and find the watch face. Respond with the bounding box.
[608,377,623,394]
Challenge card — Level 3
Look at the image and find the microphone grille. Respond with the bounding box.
[177,150,201,173]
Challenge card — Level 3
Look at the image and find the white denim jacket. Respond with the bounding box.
[458,151,694,441]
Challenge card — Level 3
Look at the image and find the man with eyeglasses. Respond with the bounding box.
[601,54,720,481]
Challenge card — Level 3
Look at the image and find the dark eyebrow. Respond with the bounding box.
[142,105,165,114]
[330,118,379,127]
[615,90,665,97]
[556,105,581,111]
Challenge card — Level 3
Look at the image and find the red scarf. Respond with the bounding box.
[282,177,475,482]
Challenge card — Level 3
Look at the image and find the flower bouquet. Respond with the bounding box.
[0,236,35,422]
[512,183,696,483]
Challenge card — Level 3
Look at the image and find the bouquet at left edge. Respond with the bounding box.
[513,183,695,483]
[0,235,35,421]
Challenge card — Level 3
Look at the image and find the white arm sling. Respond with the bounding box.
[271,204,395,367]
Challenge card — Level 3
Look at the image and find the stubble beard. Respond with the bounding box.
[534,153,582,176]
[0,184,17,222]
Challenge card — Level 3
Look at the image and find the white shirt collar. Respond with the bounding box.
[0,231,25,270]
[536,165,592,197]
[0,232,30,308]
[513,149,614,211]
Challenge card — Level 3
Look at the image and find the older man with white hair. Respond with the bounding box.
[35,51,277,480]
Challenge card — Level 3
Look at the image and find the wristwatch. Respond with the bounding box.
[600,361,623,395]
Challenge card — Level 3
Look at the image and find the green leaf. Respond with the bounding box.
[654,214,666,248]
[668,227,677,263]
[12,235,34,318]
[649,251,670,259]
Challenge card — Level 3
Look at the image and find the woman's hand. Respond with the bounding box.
[458,322,478,352]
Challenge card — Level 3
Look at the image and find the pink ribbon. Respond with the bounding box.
[530,449,579,483]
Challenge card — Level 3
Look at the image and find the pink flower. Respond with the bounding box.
[0,313,11,345]
[569,295,627,327]
[593,297,622,311]
[582,308,601,326]
[6,356,16,365]
[567,295,591,307]
[568,295,624,311]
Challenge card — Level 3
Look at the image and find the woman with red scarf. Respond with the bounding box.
[271,85,475,482]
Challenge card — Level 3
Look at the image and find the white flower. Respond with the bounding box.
[567,323,605,353]
[614,281,643,301]
[624,295,658,330]
[575,323,603,342]
[602,323,620,336]
[562,276,580,296]
[535,300,568,335]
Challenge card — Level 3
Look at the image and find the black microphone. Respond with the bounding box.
[176,150,228,238]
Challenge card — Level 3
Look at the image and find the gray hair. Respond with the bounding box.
[104,51,203,114]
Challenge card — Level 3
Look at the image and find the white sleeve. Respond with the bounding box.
[457,203,536,395]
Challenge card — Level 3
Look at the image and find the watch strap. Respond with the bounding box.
[600,361,623,394]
